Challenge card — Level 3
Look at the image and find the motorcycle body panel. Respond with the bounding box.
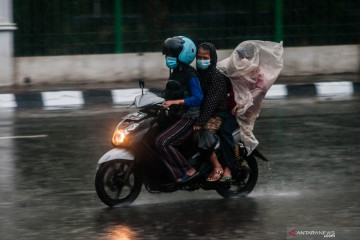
[98,148,134,165]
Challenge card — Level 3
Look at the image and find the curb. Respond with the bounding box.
[0,81,359,108]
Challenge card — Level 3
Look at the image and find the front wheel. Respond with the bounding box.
[95,160,142,207]
[216,155,258,198]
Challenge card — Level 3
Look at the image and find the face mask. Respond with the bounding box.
[196,60,211,70]
[166,57,178,69]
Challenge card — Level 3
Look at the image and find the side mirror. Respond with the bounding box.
[139,79,145,95]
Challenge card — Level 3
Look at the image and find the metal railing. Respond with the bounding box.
[13,0,360,56]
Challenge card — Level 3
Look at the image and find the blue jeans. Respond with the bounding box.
[218,114,238,170]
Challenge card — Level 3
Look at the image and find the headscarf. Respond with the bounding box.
[195,42,228,128]
[196,42,218,91]
[217,40,284,154]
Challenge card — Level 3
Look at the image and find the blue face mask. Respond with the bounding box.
[196,60,211,70]
[166,57,178,69]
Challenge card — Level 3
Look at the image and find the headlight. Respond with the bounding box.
[112,129,126,145]
[111,123,140,146]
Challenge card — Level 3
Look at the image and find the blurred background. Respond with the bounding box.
[1,0,357,87]
[12,0,360,56]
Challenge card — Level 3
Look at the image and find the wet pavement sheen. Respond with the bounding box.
[0,98,359,240]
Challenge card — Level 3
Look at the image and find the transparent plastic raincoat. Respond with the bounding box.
[217,40,284,154]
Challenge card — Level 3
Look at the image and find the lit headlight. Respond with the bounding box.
[112,129,126,145]
[111,123,140,146]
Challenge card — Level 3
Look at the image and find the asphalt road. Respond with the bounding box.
[0,97,359,240]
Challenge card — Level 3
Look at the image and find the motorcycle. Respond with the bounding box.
[95,80,269,207]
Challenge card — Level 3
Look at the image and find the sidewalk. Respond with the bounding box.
[0,74,359,108]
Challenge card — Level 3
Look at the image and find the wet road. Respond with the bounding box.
[1,97,360,240]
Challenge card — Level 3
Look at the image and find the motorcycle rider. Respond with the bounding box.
[155,36,203,183]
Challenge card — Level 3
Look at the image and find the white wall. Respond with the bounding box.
[281,45,360,76]
[9,44,360,87]
[14,52,172,85]
[15,53,144,85]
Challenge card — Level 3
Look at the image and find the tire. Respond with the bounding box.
[216,155,258,198]
[95,160,142,207]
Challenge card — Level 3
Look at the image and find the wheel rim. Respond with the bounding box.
[227,161,252,194]
[103,162,135,201]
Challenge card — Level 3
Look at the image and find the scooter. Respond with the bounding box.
[95,80,269,207]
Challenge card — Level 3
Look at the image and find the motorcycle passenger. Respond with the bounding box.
[193,42,233,182]
[217,41,283,155]
[217,85,240,182]
[155,36,203,183]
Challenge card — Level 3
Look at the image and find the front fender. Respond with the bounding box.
[97,148,135,165]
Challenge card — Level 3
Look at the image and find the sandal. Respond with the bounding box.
[206,169,223,182]
[219,176,232,183]
[176,171,199,184]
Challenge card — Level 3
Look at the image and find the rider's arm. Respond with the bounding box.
[184,76,203,107]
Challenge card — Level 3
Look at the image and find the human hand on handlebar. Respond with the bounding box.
[162,100,184,108]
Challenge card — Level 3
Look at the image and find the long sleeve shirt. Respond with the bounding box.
[184,76,203,107]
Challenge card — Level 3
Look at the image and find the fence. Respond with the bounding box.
[13,0,360,56]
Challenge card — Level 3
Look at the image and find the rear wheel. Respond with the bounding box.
[216,155,258,198]
[95,160,142,207]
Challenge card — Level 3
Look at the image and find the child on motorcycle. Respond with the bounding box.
[155,36,203,183]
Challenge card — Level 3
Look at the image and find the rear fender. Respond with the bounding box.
[97,148,135,165]
[251,149,269,162]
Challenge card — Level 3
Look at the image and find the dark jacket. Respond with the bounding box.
[164,63,203,118]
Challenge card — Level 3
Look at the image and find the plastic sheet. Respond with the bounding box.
[217,40,284,154]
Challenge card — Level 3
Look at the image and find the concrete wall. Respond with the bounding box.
[281,45,360,76]
[9,44,360,87]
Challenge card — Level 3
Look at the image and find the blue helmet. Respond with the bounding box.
[161,36,196,65]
